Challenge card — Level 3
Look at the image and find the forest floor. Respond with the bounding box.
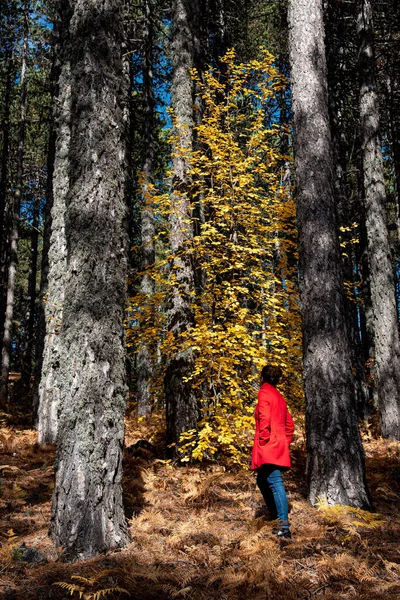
[0,412,399,600]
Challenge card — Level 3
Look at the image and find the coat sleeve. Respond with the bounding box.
[258,391,271,445]
[285,406,295,444]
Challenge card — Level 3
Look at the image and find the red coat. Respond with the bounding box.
[251,383,295,470]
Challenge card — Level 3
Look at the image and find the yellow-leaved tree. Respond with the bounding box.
[128,49,303,466]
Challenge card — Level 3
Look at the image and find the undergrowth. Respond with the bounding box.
[0,417,399,600]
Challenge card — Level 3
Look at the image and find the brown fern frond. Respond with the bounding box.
[54,581,85,596]
[171,585,193,598]
[91,587,130,599]
[71,574,98,586]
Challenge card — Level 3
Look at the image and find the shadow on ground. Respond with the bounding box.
[0,426,399,600]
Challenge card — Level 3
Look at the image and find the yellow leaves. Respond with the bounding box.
[127,46,304,465]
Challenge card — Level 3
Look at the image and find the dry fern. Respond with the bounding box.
[54,572,129,599]
[2,424,400,600]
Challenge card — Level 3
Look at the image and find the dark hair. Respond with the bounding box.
[261,365,282,387]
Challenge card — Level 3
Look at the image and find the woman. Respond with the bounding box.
[252,365,295,539]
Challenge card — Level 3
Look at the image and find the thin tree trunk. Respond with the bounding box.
[32,20,59,423]
[0,48,14,346]
[21,186,40,392]
[165,0,199,457]
[50,0,129,560]
[326,30,369,418]
[386,72,400,322]
[392,113,400,226]
[136,0,155,418]
[355,135,377,409]
[0,8,28,404]
[37,0,71,443]
[357,0,400,440]
[288,0,371,507]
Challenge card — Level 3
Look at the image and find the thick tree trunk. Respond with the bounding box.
[288,0,371,507]
[136,0,155,418]
[0,10,28,405]
[165,0,199,456]
[357,0,400,440]
[50,0,129,560]
[37,1,71,443]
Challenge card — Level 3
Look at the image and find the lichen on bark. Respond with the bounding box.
[50,0,130,560]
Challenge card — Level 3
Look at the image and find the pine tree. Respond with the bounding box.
[136,0,156,418]
[50,0,129,559]
[164,0,200,456]
[357,0,400,440]
[37,0,71,442]
[288,0,371,507]
[0,48,14,342]
[0,1,28,404]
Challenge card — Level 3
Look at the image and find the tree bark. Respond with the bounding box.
[355,135,377,413]
[0,47,14,348]
[136,0,155,418]
[32,16,59,423]
[21,187,40,392]
[165,0,199,457]
[0,7,28,404]
[50,0,129,560]
[37,0,71,443]
[288,0,371,507]
[357,0,400,440]
[325,9,369,419]
[386,72,400,321]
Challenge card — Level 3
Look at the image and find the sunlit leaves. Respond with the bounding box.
[128,49,303,465]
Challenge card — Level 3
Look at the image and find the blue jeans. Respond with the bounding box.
[256,464,289,531]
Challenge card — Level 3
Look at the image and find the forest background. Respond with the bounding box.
[0,0,399,598]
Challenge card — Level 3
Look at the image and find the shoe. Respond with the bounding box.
[272,528,292,540]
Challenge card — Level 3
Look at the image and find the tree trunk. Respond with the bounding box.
[165,0,199,457]
[0,47,14,348]
[21,187,40,392]
[37,0,71,443]
[136,0,155,418]
[325,13,369,418]
[386,73,400,321]
[50,0,129,560]
[0,8,28,405]
[357,0,400,440]
[355,137,377,414]
[392,109,400,226]
[32,18,59,423]
[288,0,371,507]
